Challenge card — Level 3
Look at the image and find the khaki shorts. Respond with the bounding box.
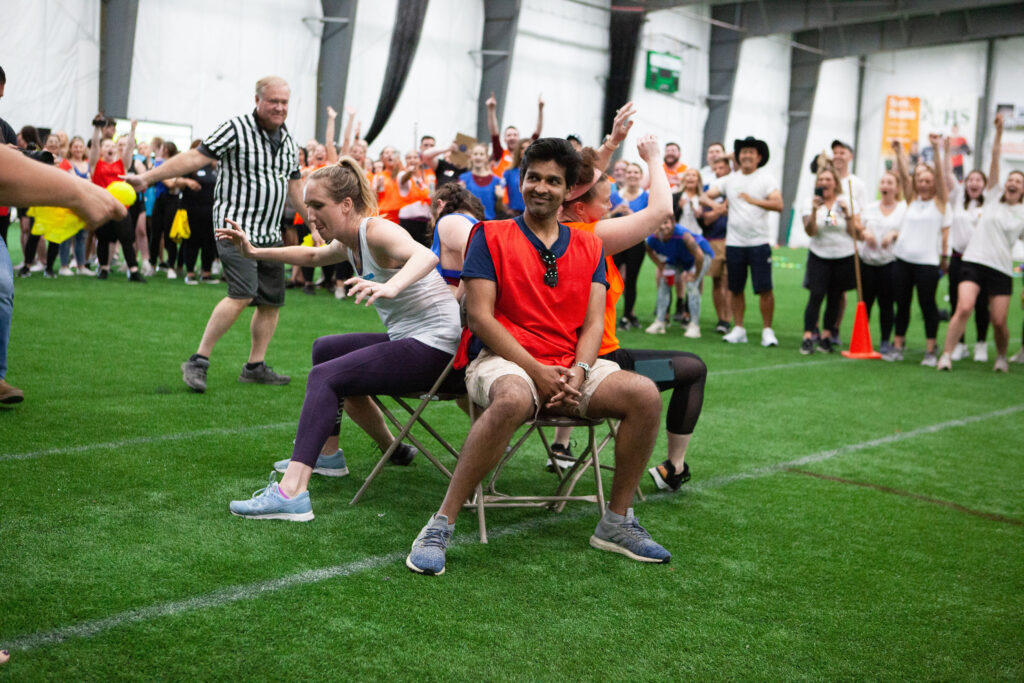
[708,238,727,279]
[465,349,620,419]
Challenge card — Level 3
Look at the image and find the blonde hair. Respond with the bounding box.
[816,166,844,195]
[255,75,288,99]
[309,156,377,215]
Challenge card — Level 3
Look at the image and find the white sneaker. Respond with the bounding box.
[993,356,1009,373]
[58,266,74,277]
[29,262,44,272]
[141,261,155,277]
[184,275,199,285]
[921,351,938,367]
[973,342,988,363]
[211,260,222,276]
[950,342,969,361]
[761,327,779,347]
[166,268,178,280]
[723,325,747,344]
[684,322,701,339]
[1010,347,1024,364]
[936,353,952,371]
[645,319,667,335]
[334,285,346,300]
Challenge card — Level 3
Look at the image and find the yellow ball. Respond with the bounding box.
[106,180,137,207]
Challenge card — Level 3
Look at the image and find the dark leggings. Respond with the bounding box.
[22,232,43,266]
[602,347,706,435]
[183,206,216,274]
[894,258,940,339]
[612,242,646,318]
[96,216,138,269]
[149,193,178,267]
[861,262,896,342]
[949,254,989,342]
[290,333,454,467]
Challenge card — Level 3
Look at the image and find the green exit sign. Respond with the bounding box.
[645,50,681,94]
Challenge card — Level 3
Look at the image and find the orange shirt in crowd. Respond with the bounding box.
[663,161,687,191]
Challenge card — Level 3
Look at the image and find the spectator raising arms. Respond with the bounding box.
[485,91,543,176]
[458,144,502,220]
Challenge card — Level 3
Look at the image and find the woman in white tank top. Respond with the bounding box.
[218,157,461,521]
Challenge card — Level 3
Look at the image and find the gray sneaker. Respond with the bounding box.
[239,363,290,385]
[181,357,210,393]
[920,351,938,368]
[881,346,904,362]
[589,507,671,563]
[406,514,454,575]
[274,450,349,477]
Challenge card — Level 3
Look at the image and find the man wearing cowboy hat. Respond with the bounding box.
[702,136,783,347]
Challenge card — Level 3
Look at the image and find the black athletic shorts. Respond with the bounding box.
[726,244,773,294]
[960,260,1012,296]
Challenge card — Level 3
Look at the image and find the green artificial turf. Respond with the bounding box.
[1,245,1022,680]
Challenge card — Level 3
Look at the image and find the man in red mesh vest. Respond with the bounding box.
[406,137,671,576]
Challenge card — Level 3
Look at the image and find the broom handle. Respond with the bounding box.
[849,179,863,302]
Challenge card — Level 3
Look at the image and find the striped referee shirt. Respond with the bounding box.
[198,110,301,247]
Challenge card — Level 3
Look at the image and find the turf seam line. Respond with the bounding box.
[786,468,1024,526]
[4,402,1022,652]
[0,422,296,462]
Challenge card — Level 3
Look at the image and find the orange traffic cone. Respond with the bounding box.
[841,301,882,359]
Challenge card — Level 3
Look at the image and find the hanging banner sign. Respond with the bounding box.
[880,95,920,154]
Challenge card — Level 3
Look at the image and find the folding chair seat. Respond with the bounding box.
[465,409,611,544]
[349,356,468,505]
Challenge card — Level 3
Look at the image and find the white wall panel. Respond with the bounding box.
[503,0,610,149]
[789,56,859,247]
[725,36,792,244]
[347,0,484,157]
[128,0,320,144]
[625,6,710,168]
[0,0,101,138]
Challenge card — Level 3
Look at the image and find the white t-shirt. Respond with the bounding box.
[949,184,984,254]
[893,199,951,266]
[858,200,907,266]
[962,186,1024,276]
[838,172,869,215]
[801,197,855,259]
[678,192,703,235]
[711,169,779,247]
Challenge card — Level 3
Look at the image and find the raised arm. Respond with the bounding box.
[594,102,635,173]
[929,133,948,207]
[593,135,673,256]
[486,92,502,162]
[532,94,544,139]
[339,106,356,156]
[891,139,912,200]
[125,148,210,192]
[988,113,1003,190]
[88,115,103,171]
[121,120,137,170]
[420,141,456,171]
[942,136,956,193]
[325,106,338,163]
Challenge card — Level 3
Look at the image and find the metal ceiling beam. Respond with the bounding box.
[797,4,1024,59]
[99,0,139,118]
[702,3,742,156]
[476,0,521,142]
[315,0,358,141]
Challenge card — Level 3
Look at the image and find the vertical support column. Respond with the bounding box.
[852,55,865,158]
[601,8,644,141]
[974,38,995,173]
[99,0,139,118]
[476,0,521,142]
[779,30,822,245]
[316,0,358,141]
[701,3,742,154]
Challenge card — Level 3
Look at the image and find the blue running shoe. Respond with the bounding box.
[589,507,670,563]
[273,450,348,477]
[406,514,454,575]
[229,473,314,521]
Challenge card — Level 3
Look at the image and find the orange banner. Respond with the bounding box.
[881,95,920,154]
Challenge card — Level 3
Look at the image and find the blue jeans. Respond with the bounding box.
[0,236,13,380]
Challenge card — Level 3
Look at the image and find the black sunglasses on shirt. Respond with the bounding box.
[538,248,558,288]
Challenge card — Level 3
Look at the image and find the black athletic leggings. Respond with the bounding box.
[96,215,138,269]
[893,258,940,339]
[602,347,706,435]
[183,206,216,274]
[949,253,989,342]
[861,261,896,342]
[612,242,646,318]
[149,193,178,267]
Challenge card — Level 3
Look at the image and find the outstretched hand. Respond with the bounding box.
[636,133,661,164]
[215,219,258,258]
[343,276,398,307]
[609,102,636,147]
[485,91,497,110]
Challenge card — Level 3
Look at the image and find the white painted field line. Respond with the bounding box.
[2,359,826,463]
[5,402,1022,653]
[0,422,296,462]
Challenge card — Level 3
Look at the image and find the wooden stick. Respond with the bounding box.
[849,179,863,302]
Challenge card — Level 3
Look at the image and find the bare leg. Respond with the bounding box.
[248,305,280,363]
[666,433,691,471]
[731,291,746,327]
[341,395,395,450]
[196,296,252,357]
[989,295,1011,357]
[758,291,774,328]
[135,211,150,263]
[437,377,535,522]
[279,461,313,497]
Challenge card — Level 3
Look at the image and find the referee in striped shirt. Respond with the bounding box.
[128,76,307,393]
